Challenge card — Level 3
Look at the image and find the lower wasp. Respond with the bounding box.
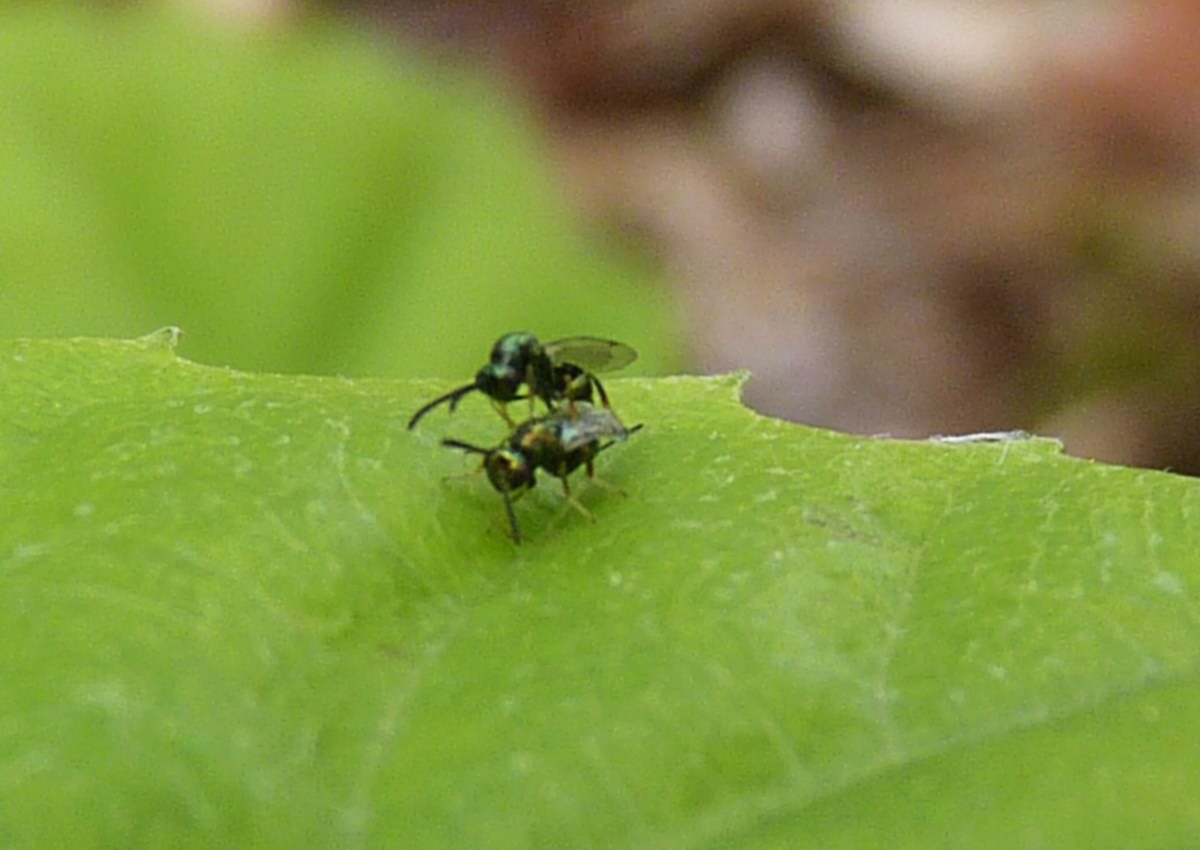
[441,403,641,543]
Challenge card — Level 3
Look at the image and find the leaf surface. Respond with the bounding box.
[2,333,1197,848]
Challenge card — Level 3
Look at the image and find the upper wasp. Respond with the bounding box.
[407,332,637,429]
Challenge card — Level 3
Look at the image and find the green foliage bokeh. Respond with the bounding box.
[0,4,676,376]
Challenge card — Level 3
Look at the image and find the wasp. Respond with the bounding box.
[441,403,642,543]
[407,332,637,429]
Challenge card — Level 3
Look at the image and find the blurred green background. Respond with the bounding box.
[6,1,1200,473]
[0,4,678,378]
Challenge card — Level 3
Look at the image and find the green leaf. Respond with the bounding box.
[3,332,1198,848]
[0,5,677,377]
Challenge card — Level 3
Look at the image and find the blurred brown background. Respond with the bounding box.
[216,0,1200,473]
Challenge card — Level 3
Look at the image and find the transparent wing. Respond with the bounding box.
[543,336,638,373]
[556,404,629,451]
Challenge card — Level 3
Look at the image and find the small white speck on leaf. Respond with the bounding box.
[930,430,1035,443]
[1151,572,1184,596]
[510,751,535,775]
[12,543,49,561]
[76,680,130,715]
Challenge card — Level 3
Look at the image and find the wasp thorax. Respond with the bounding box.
[492,332,538,360]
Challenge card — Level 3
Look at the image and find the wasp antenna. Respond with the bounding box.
[446,383,479,414]
[440,438,490,455]
[407,383,477,429]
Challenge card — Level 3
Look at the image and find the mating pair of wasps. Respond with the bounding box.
[408,332,640,543]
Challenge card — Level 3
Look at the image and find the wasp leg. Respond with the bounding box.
[558,475,596,522]
[583,439,636,495]
[590,375,612,408]
[500,486,523,543]
[589,375,632,429]
[584,474,628,497]
[489,399,516,427]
